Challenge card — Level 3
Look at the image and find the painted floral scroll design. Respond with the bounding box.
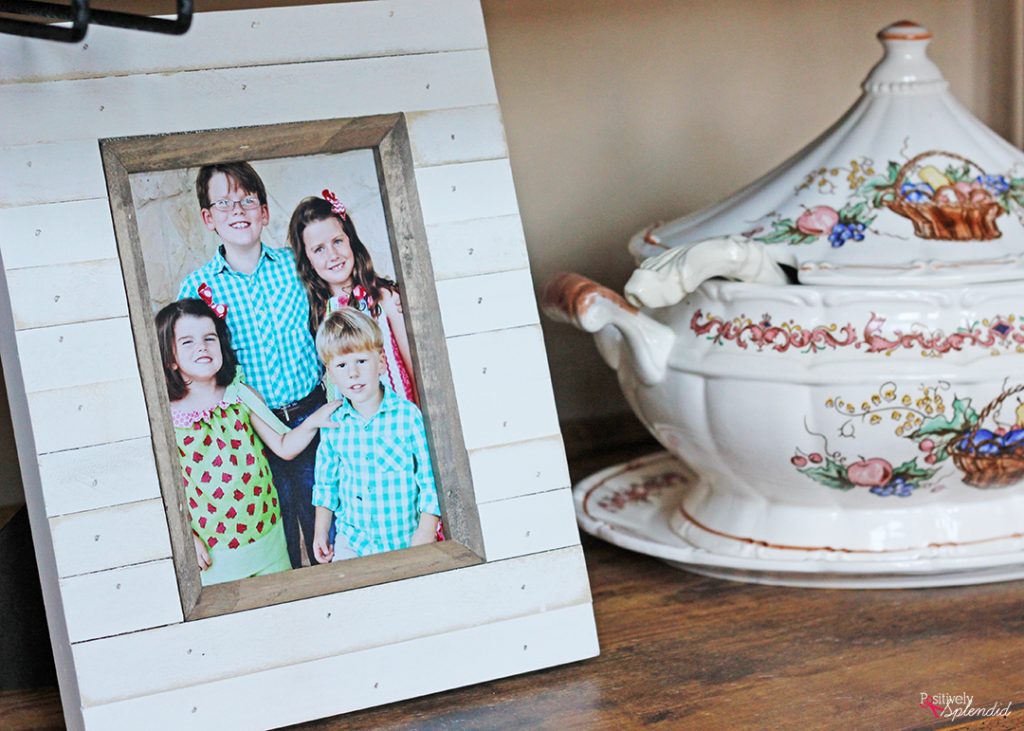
[595,469,690,513]
[691,310,1024,357]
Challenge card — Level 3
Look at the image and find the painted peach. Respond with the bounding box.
[796,205,840,235]
[846,458,894,487]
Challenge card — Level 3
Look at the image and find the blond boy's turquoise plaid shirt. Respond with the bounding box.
[177,244,321,409]
[312,387,440,556]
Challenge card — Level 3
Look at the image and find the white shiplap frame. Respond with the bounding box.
[0,3,598,729]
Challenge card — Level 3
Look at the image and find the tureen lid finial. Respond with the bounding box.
[877,20,932,41]
[863,20,946,93]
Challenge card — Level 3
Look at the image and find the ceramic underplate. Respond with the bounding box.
[575,452,1024,588]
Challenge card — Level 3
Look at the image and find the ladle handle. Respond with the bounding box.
[624,235,789,309]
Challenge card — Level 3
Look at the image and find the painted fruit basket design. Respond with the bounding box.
[880,151,1012,241]
[948,384,1024,487]
[754,149,1024,248]
[793,381,1024,496]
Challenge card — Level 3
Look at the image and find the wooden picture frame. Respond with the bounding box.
[102,114,485,619]
[0,3,597,728]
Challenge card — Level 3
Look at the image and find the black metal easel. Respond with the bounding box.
[0,0,192,42]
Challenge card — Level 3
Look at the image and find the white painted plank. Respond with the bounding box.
[50,499,172,578]
[415,158,520,225]
[72,545,591,706]
[479,488,581,562]
[0,0,487,85]
[16,318,138,393]
[469,436,571,504]
[28,377,150,455]
[0,198,115,269]
[407,105,507,167]
[4,51,498,148]
[436,268,539,338]
[79,602,598,730]
[59,559,182,643]
[0,236,86,728]
[447,324,552,398]
[452,386,560,451]
[427,214,530,281]
[7,260,128,330]
[0,142,104,209]
[446,324,560,449]
[37,438,161,517]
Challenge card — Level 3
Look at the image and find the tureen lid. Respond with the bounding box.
[630,21,1024,287]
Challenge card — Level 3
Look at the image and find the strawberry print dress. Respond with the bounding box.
[172,368,290,585]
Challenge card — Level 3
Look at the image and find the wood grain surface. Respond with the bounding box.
[5,444,1024,729]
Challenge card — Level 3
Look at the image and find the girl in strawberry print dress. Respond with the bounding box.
[157,298,340,585]
[288,191,418,404]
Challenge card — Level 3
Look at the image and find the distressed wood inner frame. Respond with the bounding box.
[100,113,485,620]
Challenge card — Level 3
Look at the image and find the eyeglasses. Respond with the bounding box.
[208,195,261,212]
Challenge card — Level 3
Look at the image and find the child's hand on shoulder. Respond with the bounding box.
[306,400,344,428]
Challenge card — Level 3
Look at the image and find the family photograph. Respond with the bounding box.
[134,151,442,586]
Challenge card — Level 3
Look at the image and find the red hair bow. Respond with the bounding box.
[321,189,347,220]
[335,285,372,310]
[197,282,228,319]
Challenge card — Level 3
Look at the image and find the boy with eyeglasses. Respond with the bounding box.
[177,162,325,570]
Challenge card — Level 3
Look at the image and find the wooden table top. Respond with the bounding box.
[4,446,1024,730]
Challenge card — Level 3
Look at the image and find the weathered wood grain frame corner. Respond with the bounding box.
[100,114,485,620]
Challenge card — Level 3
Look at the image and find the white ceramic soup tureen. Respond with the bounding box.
[544,21,1024,584]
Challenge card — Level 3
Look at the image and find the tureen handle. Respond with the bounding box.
[542,273,674,386]
[624,235,789,308]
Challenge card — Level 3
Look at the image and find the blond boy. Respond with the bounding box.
[311,308,440,561]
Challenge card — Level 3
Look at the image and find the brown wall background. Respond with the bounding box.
[2,1,1023,508]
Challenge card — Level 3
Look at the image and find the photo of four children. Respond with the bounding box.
[139,151,442,586]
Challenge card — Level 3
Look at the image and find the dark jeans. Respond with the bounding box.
[264,385,326,569]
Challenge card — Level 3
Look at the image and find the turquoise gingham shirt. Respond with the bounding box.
[177,245,321,409]
[312,388,440,556]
